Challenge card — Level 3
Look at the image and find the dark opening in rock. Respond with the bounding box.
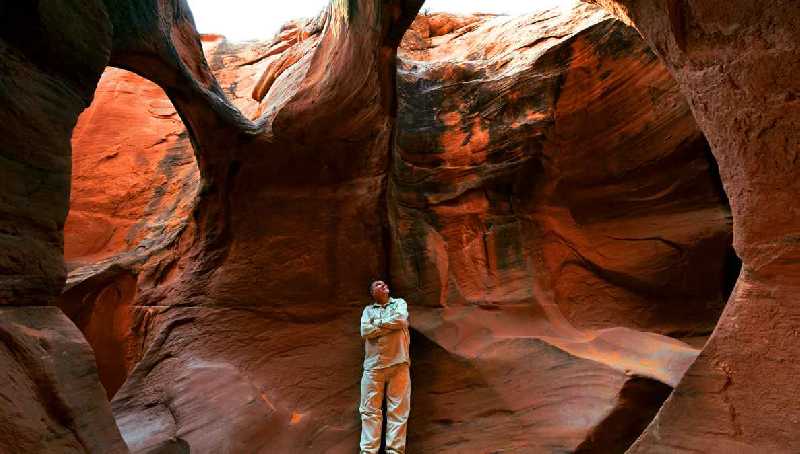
[573,377,673,453]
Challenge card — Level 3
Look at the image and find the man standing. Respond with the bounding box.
[359,280,411,454]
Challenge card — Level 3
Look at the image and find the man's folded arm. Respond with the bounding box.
[361,310,390,339]
[381,299,409,331]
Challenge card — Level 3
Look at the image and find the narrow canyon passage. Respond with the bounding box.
[57,2,735,453]
[1,0,796,453]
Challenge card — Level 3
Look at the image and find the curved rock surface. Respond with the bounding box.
[0,307,128,453]
[582,0,800,451]
[392,5,732,451]
[0,0,270,450]
[105,2,425,453]
[394,7,733,336]
[60,2,730,453]
[0,0,127,451]
[65,68,199,270]
[5,0,797,452]
[61,67,199,398]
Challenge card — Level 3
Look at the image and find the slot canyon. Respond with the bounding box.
[0,0,797,453]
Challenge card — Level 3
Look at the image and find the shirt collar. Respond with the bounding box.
[370,297,395,308]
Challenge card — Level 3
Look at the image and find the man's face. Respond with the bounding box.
[371,281,390,304]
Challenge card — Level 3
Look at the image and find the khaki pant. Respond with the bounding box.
[359,363,411,454]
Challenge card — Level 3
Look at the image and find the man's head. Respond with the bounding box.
[370,280,390,305]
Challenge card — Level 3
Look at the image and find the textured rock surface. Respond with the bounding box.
[63,3,731,453]
[0,0,273,450]
[105,2,426,453]
[0,307,129,453]
[0,0,128,451]
[0,0,109,306]
[65,68,199,269]
[582,1,800,451]
[60,68,199,397]
[392,6,732,451]
[5,0,796,452]
[394,6,734,336]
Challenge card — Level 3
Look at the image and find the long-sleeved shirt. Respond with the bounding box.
[360,297,410,371]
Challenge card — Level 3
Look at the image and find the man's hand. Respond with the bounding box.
[361,314,388,340]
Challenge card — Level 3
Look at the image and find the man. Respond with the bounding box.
[359,280,411,454]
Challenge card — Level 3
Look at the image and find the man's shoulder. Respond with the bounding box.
[390,297,407,306]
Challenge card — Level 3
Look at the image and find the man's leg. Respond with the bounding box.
[385,364,411,454]
[359,368,386,454]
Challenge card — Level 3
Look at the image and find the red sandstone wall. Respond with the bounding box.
[3,0,797,452]
[584,0,800,451]
[0,0,129,451]
[65,68,199,270]
[392,7,732,451]
[60,4,732,452]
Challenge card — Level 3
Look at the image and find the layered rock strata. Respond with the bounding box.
[5,0,796,452]
[392,6,733,451]
[582,0,800,451]
[0,1,127,451]
[394,7,734,336]
[61,2,733,453]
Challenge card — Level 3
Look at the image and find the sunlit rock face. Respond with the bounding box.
[60,67,200,398]
[391,4,733,451]
[65,68,200,270]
